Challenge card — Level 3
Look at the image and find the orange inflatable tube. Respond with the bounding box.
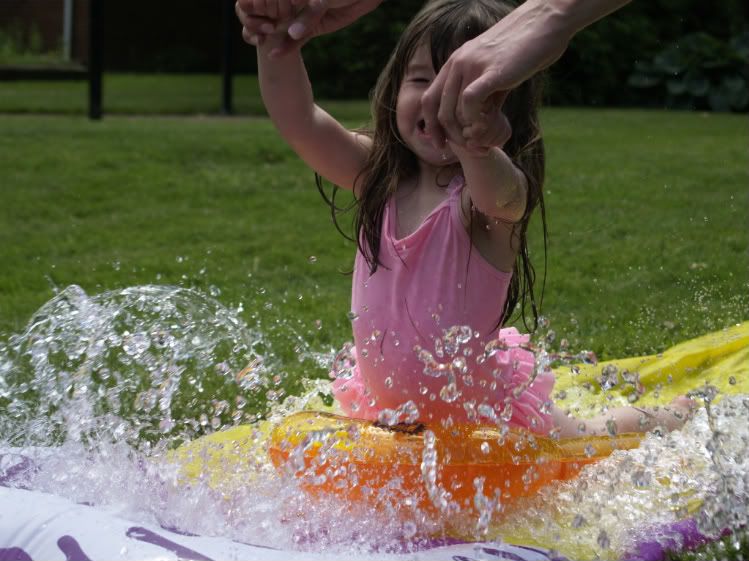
[269,411,643,515]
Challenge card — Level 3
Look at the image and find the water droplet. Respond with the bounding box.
[434,337,444,358]
[597,529,610,549]
[439,382,460,403]
[159,418,175,433]
[402,521,417,539]
[500,403,513,422]
[330,343,356,380]
[606,419,618,436]
[452,356,467,374]
[599,364,619,391]
[631,469,650,487]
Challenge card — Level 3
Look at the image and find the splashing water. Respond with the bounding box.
[0,285,272,450]
[0,285,747,558]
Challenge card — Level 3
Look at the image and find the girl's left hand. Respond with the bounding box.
[458,103,512,155]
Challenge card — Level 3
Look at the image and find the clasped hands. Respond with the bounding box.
[234,0,513,155]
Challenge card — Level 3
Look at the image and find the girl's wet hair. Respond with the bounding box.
[318,0,547,332]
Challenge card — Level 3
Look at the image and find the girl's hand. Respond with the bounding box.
[421,0,571,149]
[460,103,512,154]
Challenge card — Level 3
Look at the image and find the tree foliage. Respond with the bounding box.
[97,0,748,109]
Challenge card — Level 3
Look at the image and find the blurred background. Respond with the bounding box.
[1,0,747,115]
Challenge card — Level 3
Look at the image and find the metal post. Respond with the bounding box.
[221,0,234,115]
[88,0,103,120]
[63,0,74,61]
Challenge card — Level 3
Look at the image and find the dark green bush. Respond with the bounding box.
[303,2,420,99]
[628,32,749,111]
[91,0,748,109]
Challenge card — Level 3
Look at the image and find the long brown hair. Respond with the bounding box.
[318,0,547,331]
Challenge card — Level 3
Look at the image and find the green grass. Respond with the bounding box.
[1,108,746,363]
[0,73,368,119]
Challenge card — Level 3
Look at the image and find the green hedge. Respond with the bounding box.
[86,0,749,108]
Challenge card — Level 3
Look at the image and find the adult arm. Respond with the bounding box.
[422,0,632,148]
[256,32,370,191]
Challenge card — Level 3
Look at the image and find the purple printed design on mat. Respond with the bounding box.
[516,545,570,561]
[626,518,730,561]
[0,455,36,488]
[126,527,214,561]
[57,535,92,561]
[159,523,200,537]
[451,545,564,561]
[0,548,32,561]
[410,536,467,551]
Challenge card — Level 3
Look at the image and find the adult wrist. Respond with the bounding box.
[534,0,579,42]
[545,0,632,37]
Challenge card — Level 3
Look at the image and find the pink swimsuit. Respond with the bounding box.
[331,175,555,434]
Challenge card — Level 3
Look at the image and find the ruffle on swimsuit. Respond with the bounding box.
[332,327,556,435]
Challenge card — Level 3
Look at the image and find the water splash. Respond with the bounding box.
[0,286,746,558]
[0,284,272,449]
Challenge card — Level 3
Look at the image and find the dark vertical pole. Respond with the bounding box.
[88,0,103,120]
[221,0,234,115]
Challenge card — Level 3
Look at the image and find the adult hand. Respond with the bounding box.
[422,1,571,149]
[236,0,384,55]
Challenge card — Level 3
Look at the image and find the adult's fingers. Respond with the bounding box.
[287,0,327,40]
[422,58,448,145]
[422,59,450,148]
[436,63,467,146]
[241,26,264,46]
[461,72,508,124]
[465,111,512,151]
[262,0,278,19]
[235,2,273,34]
[276,0,294,21]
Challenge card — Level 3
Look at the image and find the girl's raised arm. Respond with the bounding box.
[256,33,371,192]
[451,143,528,224]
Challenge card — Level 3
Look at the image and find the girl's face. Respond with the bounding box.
[395,43,457,168]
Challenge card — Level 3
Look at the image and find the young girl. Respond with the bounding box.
[255,0,693,437]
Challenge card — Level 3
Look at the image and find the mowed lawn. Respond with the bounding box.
[0,97,747,378]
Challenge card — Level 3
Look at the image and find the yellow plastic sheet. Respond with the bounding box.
[553,322,749,414]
